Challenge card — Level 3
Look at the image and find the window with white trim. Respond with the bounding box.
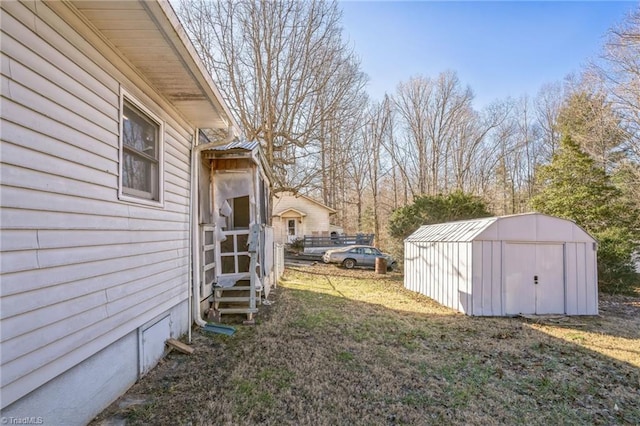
[119,95,164,204]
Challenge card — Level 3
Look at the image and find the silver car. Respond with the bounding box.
[322,245,396,270]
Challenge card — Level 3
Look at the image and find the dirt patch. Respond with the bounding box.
[92,265,640,425]
[600,293,640,319]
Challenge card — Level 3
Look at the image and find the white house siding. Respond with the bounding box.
[1,1,193,418]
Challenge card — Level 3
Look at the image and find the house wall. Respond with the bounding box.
[272,193,332,244]
[1,301,188,425]
[1,0,193,417]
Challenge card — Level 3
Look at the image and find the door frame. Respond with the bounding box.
[285,217,300,243]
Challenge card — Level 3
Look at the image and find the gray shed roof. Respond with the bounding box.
[405,217,497,242]
[405,213,595,243]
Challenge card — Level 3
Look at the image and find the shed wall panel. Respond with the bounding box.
[443,243,450,308]
[438,243,445,306]
[422,243,429,296]
[576,243,588,314]
[586,245,598,314]
[415,243,421,294]
[418,243,425,296]
[454,242,470,314]
[481,242,493,315]
[460,243,472,314]
[453,243,460,310]
[430,243,437,300]
[471,241,483,315]
[537,215,574,242]
[496,215,537,241]
[491,242,503,315]
[446,243,453,308]
[404,242,415,293]
[565,243,579,315]
[418,243,424,296]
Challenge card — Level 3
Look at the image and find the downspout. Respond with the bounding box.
[188,133,193,344]
[190,127,238,336]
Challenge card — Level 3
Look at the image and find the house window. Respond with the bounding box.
[288,219,296,236]
[119,94,164,205]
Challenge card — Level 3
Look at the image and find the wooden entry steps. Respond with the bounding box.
[210,282,262,323]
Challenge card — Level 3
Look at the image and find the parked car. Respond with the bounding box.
[323,245,396,270]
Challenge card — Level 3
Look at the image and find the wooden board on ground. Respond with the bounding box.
[166,338,194,355]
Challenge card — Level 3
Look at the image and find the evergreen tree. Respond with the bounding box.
[531,135,639,293]
[389,191,492,241]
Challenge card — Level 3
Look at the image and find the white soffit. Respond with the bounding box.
[71,0,238,131]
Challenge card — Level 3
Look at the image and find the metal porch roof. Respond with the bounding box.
[209,140,261,152]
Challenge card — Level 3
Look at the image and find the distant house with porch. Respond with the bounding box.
[272,191,342,244]
[0,1,279,424]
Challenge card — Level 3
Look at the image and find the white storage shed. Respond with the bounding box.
[404,213,598,316]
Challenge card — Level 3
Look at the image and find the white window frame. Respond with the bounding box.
[118,89,165,207]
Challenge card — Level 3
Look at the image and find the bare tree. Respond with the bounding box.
[534,83,564,160]
[447,101,510,193]
[178,0,367,190]
[557,87,626,172]
[600,7,640,161]
[393,76,432,196]
[393,72,475,197]
[363,96,393,245]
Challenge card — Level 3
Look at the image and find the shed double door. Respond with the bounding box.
[504,243,565,315]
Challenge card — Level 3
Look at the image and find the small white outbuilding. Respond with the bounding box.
[404,213,598,316]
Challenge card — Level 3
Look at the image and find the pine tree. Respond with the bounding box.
[531,135,639,292]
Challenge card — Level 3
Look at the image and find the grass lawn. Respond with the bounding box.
[93,265,640,425]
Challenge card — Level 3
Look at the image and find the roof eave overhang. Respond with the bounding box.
[65,0,240,133]
[274,208,307,218]
[274,191,336,213]
[148,0,239,131]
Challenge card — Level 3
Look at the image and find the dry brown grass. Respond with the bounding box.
[93,265,640,425]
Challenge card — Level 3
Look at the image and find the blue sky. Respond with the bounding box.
[339,1,637,109]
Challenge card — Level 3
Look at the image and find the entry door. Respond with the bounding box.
[286,218,297,243]
[504,243,565,315]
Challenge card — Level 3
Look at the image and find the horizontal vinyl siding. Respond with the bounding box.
[0,1,193,407]
[303,203,331,236]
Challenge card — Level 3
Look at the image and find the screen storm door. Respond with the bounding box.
[504,243,565,315]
